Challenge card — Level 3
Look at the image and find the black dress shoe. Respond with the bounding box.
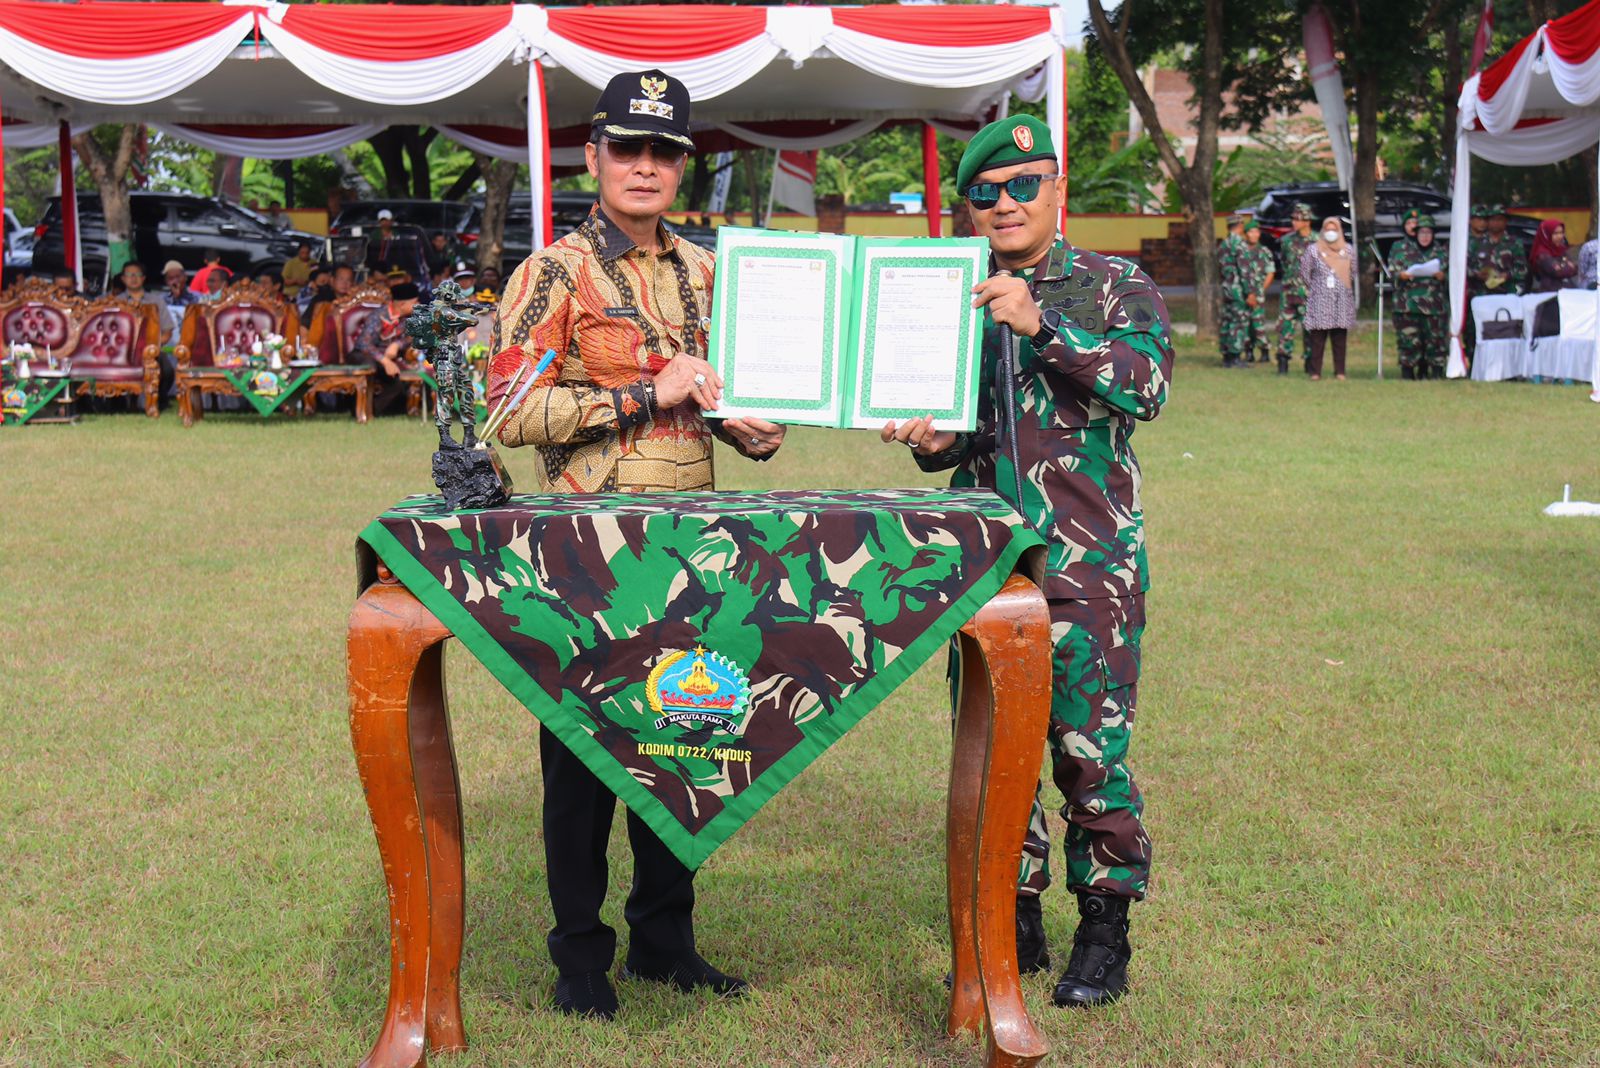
[623,952,749,997]
[1052,893,1132,1009]
[553,970,618,1020]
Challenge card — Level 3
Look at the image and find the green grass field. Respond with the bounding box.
[4,329,1599,1067]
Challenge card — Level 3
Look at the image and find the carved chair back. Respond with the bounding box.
[184,280,300,368]
[331,283,393,364]
[0,278,88,356]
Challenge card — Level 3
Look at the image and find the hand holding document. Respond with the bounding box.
[707,227,989,430]
[1408,258,1443,279]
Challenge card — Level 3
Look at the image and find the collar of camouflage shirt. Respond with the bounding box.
[988,234,1071,283]
[587,205,684,263]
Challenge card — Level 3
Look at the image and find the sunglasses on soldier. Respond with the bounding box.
[602,137,687,167]
[963,173,1060,211]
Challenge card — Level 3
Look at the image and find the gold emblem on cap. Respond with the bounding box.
[1012,124,1034,152]
[640,75,668,101]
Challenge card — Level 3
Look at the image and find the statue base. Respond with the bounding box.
[432,443,514,511]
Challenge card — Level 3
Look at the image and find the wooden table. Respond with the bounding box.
[178,366,373,426]
[348,565,1052,1068]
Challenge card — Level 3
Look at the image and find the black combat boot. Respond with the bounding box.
[1400,364,1416,380]
[1052,892,1132,1008]
[1017,894,1051,974]
[1277,355,1289,375]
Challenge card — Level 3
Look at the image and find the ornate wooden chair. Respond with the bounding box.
[175,280,302,426]
[303,282,388,415]
[0,278,162,417]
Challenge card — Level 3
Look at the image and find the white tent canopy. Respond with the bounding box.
[1449,0,1600,384]
[0,1,1071,251]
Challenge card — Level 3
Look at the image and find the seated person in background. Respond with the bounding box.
[451,262,476,289]
[350,280,420,415]
[300,264,333,314]
[474,265,502,298]
[1528,220,1578,293]
[425,231,456,284]
[119,262,176,343]
[189,250,227,294]
[255,269,285,299]
[51,272,78,298]
[385,265,413,289]
[197,266,232,304]
[161,260,193,347]
[281,242,314,300]
[305,263,355,353]
[266,202,290,230]
[1578,235,1598,290]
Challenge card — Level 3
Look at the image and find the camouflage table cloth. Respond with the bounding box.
[358,488,1043,869]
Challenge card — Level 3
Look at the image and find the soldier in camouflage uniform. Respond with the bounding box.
[1276,203,1316,374]
[1237,219,1276,364]
[1218,214,1251,368]
[882,114,1172,1009]
[1462,204,1491,361]
[1389,213,1449,379]
[1473,203,1529,298]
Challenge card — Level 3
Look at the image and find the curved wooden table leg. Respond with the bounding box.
[948,575,1052,1068]
[348,575,458,1068]
[410,640,467,1053]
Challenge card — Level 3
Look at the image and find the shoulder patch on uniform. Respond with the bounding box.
[1120,293,1159,330]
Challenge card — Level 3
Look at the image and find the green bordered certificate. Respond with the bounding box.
[708,228,987,431]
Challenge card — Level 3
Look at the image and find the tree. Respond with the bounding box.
[73,124,140,277]
[473,152,518,274]
[1086,0,1228,335]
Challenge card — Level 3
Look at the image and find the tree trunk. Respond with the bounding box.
[441,160,483,203]
[744,150,765,226]
[474,152,517,274]
[406,128,436,200]
[368,127,411,198]
[1086,0,1223,337]
[687,152,711,212]
[1353,65,1381,306]
[73,125,138,282]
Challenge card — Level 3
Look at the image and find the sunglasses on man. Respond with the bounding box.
[602,137,688,166]
[963,173,1061,211]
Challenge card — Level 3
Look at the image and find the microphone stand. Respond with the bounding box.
[1368,238,1392,380]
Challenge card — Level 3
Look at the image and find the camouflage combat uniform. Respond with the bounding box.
[1277,229,1316,360]
[920,239,1173,901]
[1236,240,1276,362]
[1218,232,1248,360]
[1389,236,1450,377]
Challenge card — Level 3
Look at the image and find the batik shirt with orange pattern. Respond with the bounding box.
[488,207,738,493]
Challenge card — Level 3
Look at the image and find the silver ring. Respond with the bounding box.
[750,437,760,445]
[905,438,920,448]
[693,373,707,387]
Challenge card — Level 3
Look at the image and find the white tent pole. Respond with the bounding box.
[1447,127,1473,378]
[1592,137,1599,398]
[527,58,550,253]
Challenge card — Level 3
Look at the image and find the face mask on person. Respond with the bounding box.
[1322,229,1340,243]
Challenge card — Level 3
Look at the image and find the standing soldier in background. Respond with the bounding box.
[1477,204,1529,296]
[1389,214,1449,379]
[1463,205,1492,362]
[1218,214,1250,368]
[1238,219,1276,365]
[1275,204,1316,375]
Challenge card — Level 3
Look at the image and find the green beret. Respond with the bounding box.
[1471,203,1490,219]
[1243,217,1259,232]
[1417,214,1435,229]
[956,115,1056,193]
[1403,208,1422,224]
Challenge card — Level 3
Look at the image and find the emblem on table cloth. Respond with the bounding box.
[251,370,281,397]
[644,644,750,734]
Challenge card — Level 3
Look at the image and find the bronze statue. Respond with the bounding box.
[404,280,513,510]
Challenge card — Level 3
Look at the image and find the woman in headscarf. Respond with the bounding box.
[1298,217,1357,380]
[1389,215,1449,379]
[1528,219,1578,293]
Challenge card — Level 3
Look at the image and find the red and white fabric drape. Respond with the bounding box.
[1448,0,1600,381]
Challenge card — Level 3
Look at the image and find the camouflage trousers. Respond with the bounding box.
[1394,311,1448,373]
[1221,298,1270,359]
[1276,297,1307,359]
[961,595,1151,901]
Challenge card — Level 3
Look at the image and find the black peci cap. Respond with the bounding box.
[591,68,694,150]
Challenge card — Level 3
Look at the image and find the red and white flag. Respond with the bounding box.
[1470,0,1495,75]
[1302,4,1354,193]
[769,150,817,217]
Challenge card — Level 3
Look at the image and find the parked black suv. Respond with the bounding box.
[477,191,717,273]
[1253,181,1542,269]
[328,198,481,248]
[32,192,321,289]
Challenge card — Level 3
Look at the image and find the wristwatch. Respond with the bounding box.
[1032,306,1067,347]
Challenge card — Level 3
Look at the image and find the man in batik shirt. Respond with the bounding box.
[486,68,782,1021]
[883,114,1172,1010]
